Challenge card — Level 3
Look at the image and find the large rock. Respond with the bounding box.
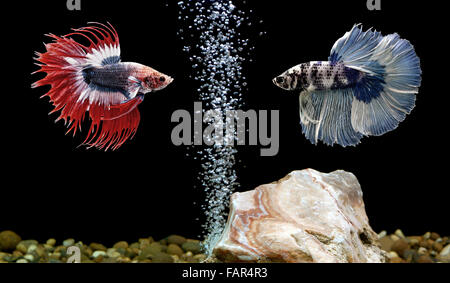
[212,169,387,263]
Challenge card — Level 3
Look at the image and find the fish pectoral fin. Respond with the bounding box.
[299,91,319,125]
[127,76,142,99]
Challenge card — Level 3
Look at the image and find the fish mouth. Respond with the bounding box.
[152,76,174,92]
[273,76,291,91]
[273,76,285,85]
[272,77,278,85]
[273,77,284,89]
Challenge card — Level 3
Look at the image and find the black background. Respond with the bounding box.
[1,0,447,246]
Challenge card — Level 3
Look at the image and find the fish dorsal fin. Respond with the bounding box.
[71,22,121,67]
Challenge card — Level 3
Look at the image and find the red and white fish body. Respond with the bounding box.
[32,23,173,150]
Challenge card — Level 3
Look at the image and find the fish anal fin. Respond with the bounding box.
[299,89,362,147]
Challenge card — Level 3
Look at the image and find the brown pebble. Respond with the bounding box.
[16,240,38,254]
[182,239,202,254]
[12,250,23,258]
[150,251,173,263]
[427,239,434,248]
[102,257,118,263]
[391,239,409,256]
[417,247,428,255]
[113,241,129,250]
[80,254,90,262]
[402,249,416,261]
[432,242,443,252]
[89,243,107,251]
[83,247,93,257]
[390,235,400,242]
[193,254,207,262]
[419,240,432,249]
[407,236,422,247]
[46,238,56,246]
[94,255,104,263]
[35,245,47,258]
[186,256,198,263]
[430,232,440,240]
[0,231,22,252]
[50,252,61,260]
[129,242,140,249]
[117,257,131,263]
[54,246,66,254]
[167,235,187,246]
[124,248,137,259]
[171,254,180,262]
[138,243,164,260]
[139,238,151,249]
[389,257,404,263]
[415,255,433,263]
[378,236,394,252]
[43,244,54,251]
[150,242,165,252]
[116,247,126,256]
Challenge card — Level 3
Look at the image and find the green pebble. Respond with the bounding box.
[167,244,183,256]
[181,241,202,254]
[167,235,187,246]
[150,252,174,263]
[129,242,140,249]
[89,243,107,251]
[113,241,128,250]
[16,240,38,254]
[49,258,62,263]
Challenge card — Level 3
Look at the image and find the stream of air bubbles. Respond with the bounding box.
[177,0,261,254]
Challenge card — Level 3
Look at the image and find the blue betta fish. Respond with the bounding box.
[273,24,421,146]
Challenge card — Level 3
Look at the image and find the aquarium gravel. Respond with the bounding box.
[0,230,448,263]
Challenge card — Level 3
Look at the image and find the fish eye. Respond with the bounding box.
[159,76,166,82]
[276,77,284,84]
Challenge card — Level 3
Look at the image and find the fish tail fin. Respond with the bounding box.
[82,96,143,151]
[329,24,421,136]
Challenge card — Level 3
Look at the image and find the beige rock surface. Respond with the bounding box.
[212,169,387,263]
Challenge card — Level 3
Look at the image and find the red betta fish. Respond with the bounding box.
[32,22,173,150]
